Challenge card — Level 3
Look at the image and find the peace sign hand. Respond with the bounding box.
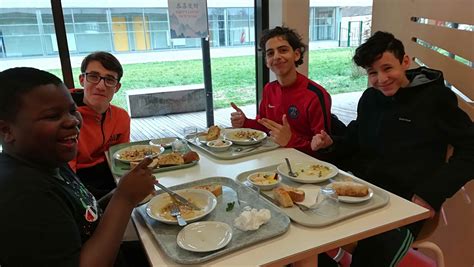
[258,114,292,146]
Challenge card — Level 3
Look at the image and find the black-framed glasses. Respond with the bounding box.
[83,72,119,87]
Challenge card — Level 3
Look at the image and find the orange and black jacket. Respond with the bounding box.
[69,89,130,172]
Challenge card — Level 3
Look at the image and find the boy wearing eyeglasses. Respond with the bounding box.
[69,51,130,199]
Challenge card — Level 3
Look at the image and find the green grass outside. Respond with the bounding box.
[50,47,368,111]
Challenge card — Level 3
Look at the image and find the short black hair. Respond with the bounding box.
[80,51,123,81]
[353,31,405,68]
[259,26,307,67]
[0,67,63,121]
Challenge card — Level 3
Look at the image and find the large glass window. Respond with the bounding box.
[0,5,61,71]
[1,1,257,133]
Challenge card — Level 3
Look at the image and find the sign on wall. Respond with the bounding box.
[168,0,209,39]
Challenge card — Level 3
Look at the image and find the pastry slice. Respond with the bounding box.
[156,152,184,166]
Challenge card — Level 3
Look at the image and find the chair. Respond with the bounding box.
[398,212,445,267]
[328,213,445,267]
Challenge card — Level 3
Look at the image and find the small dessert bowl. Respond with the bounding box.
[206,139,233,152]
[247,172,281,191]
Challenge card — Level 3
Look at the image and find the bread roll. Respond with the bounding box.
[273,187,294,207]
[207,125,221,141]
[285,187,305,202]
[194,184,223,197]
[332,181,369,197]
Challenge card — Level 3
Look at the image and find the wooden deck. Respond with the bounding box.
[130,92,361,142]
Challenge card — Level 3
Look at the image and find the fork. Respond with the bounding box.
[170,203,187,226]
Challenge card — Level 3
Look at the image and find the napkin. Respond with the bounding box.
[234,206,271,231]
[294,184,321,209]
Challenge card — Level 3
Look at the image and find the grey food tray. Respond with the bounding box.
[135,177,291,265]
[187,137,280,160]
[236,164,390,227]
[108,140,198,176]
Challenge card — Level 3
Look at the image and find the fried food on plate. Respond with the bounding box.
[331,181,369,197]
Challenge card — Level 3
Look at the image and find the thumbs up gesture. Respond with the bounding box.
[230,102,247,128]
[258,114,292,146]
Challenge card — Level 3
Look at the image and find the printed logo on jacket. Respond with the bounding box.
[288,105,299,119]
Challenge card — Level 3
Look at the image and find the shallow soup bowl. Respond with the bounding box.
[247,171,281,191]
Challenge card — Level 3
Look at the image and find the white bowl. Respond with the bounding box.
[206,139,233,152]
[177,221,232,252]
[277,161,338,184]
[247,171,281,191]
[146,189,217,225]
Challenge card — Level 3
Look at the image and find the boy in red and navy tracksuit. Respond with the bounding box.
[230,26,334,157]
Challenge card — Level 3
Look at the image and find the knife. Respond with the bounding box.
[154,182,201,210]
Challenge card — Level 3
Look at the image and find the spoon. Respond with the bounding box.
[285,158,298,177]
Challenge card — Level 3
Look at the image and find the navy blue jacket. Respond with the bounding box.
[332,67,474,209]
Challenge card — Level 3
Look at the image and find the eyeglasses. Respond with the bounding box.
[83,72,119,87]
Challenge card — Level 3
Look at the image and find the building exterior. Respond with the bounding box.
[0,0,371,58]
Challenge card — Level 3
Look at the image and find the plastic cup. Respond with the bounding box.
[171,139,188,154]
[183,126,198,142]
[313,186,340,217]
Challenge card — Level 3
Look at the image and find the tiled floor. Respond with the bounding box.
[130,91,361,141]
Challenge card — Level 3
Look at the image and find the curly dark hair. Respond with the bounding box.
[259,26,307,67]
[0,67,63,121]
[80,51,123,81]
[353,31,405,68]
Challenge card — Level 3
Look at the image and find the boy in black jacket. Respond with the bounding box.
[312,31,474,266]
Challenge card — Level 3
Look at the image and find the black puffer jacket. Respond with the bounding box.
[333,67,474,209]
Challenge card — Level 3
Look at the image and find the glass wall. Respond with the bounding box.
[73,9,112,53]
[208,8,225,47]
[309,7,336,41]
[227,8,254,46]
[0,6,255,58]
[0,9,43,57]
[0,6,61,71]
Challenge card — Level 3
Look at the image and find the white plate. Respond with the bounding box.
[177,221,232,252]
[149,137,178,148]
[277,161,338,183]
[113,145,164,163]
[224,128,267,145]
[337,188,374,203]
[146,189,217,225]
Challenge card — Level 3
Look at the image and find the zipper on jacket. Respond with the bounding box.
[100,112,106,145]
